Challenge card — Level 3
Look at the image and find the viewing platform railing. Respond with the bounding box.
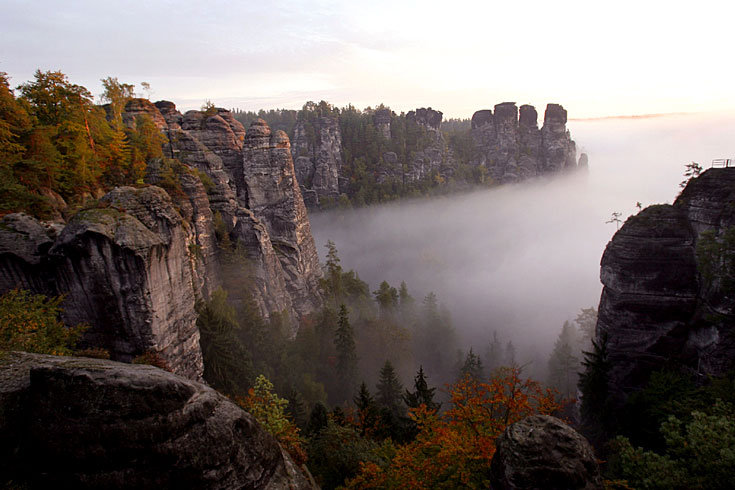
[712,159,735,168]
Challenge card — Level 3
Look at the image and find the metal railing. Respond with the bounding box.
[712,159,735,168]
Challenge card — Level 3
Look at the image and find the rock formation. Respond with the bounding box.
[0,351,313,489]
[470,102,579,183]
[490,415,602,490]
[398,107,456,184]
[373,107,392,140]
[0,101,324,378]
[596,168,735,403]
[243,121,323,317]
[291,116,342,206]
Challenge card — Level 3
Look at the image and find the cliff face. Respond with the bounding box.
[1,187,205,380]
[0,101,324,378]
[291,116,342,206]
[597,168,735,401]
[0,352,313,489]
[471,102,579,183]
[402,107,456,183]
[243,120,323,318]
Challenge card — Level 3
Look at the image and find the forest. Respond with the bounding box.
[1,70,735,489]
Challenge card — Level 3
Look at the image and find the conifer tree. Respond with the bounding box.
[579,332,612,442]
[459,347,484,380]
[504,340,517,367]
[354,381,379,436]
[547,321,581,398]
[403,365,440,412]
[376,360,404,416]
[334,304,357,401]
[485,330,503,372]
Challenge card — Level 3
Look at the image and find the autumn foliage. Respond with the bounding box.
[237,374,308,466]
[346,366,560,489]
[0,288,85,356]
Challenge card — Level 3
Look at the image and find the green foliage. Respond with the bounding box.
[376,360,404,417]
[334,304,357,402]
[458,347,484,381]
[695,226,735,293]
[307,419,382,490]
[547,320,580,399]
[404,365,440,412]
[196,288,253,395]
[609,402,735,490]
[579,332,613,444]
[0,289,85,355]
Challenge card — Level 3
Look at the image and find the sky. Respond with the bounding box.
[2,0,734,119]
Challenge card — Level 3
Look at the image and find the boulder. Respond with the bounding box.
[0,351,313,489]
[490,415,602,490]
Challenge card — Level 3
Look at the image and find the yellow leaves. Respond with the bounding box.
[0,288,86,356]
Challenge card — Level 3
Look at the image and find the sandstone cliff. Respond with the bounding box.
[291,115,342,206]
[596,168,735,402]
[471,102,580,183]
[0,351,313,489]
[0,101,324,379]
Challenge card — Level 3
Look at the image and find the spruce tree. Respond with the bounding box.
[376,360,404,416]
[547,321,581,398]
[459,347,484,380]
[579,332,612,443]
[334,304,357,402]
[485,330,503,373]
[403,365,440,412]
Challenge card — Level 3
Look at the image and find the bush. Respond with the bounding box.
[0,289,85,355]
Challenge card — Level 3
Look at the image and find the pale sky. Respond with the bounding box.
[2,0,733,119]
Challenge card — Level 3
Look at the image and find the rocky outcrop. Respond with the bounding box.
[471,102,580,183]
[0,351,313,489]
[132,102,321,324]
[490,415,602,490]
[291,116,342,204]
[243,120,323,318]
[0,213,58,294]
[596,168,735,402]
[373,108,392,139]
[122,98,168,130]
[51,187,204,379]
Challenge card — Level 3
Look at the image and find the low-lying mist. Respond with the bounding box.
[309,111,735,371]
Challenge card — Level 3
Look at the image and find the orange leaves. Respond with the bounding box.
[346,366,560,489]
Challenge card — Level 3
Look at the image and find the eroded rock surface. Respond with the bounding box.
[471,102,579,183]
[291,115,342,204]
[0,352,313,489]
[597,168,735,401]
[490,415,602,490]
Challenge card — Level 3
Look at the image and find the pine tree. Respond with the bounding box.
[504,340,517,367]
[354,381,379,436]
[398,281,414,310]
[334,304,357,402]
[575,307,598,348]
[403,365,440,412]
[547,321,581,398]
[373,280,398,314]
[459,347,484,380]
[305,402,329,437]
[485,330,503,372]
[376,360,404,416]
[579,332,612,443]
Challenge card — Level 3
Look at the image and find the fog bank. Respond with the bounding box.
[309,112,735,359]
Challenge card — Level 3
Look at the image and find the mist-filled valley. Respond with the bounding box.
[311,112,735,378]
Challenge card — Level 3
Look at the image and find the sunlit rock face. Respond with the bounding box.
[0,352,314,489]
[597,168,735,402]
[470,102,578,183]
[155,103,320,323]
[243,121,324,318]
[291,116,342,205]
